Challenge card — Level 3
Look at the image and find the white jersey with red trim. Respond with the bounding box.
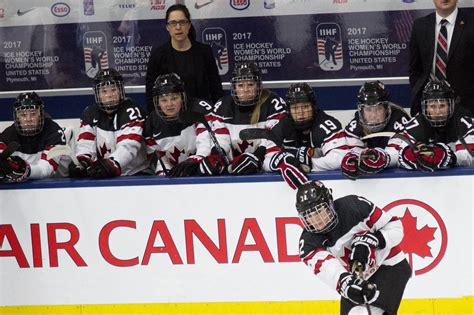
[299,195,406,291]
[0,118,66,179]
[344,104,410,167]
[143,98,214,173]
[206,90,287,170]
[75,99,147,175]
[395,114,474,167]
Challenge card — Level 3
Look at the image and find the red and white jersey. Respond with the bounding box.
[394,114,474,167]
[344,104,410,167]
[0,118,66,179]
[143,98,214,173]
[75,99,147,175]
[299,195,406,291]
[206,90,287,170]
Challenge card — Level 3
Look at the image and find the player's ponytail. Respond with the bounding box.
[250,89,269,125]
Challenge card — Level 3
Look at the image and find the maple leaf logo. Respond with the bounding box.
[169,147,185,165]
[399,208,437,271]
[97,142,111,159]
[233,140,253,157]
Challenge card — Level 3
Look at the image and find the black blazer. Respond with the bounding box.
[145,40,224,113]
[409,9,474,116]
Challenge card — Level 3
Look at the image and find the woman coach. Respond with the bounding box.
[145,4,223,113]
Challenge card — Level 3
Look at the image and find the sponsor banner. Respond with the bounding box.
[1,1,474,26]
[1,176,472,306]
[0,3,473,92]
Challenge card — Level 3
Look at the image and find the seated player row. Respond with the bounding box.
[1,63,472,188]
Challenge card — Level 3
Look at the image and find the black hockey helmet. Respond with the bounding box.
[357,81,391,133]
[93,68,124,114]
[13,92,45,136]
[153,73,187,121]
[286,83,316,131]
[421,79,455,127]
[231,62,262,107]
[296,181,338,234]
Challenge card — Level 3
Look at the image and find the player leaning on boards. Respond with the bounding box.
[68,68,148,179]
[202,62,308,189]
[143,73,215,176]
[296,181,411,315]
[0,92,66,183]
[341,81,411,180]
[398,79,473,172]
[271,82,348,172]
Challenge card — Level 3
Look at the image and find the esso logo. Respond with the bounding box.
[51,3,70,17]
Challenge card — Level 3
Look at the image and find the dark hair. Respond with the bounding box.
[166,4,196,42]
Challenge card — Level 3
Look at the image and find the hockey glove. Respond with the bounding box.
[199,154,226,175]
[229,146,266,175]
[87,158,121,178]
[68,155,93,178]
[292,146,313,173]
[358,148,390,175]
[0,155,30,183]
[341,151,359,180]
[337,272,379,305]
[416,143,457,172]
[269,151,309,190]
[169,155,203,177]
[349,231,385,272]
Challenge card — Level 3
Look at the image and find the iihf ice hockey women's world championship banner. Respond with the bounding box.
[1,0,474,92]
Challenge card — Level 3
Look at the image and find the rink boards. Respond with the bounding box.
[0,169,473,314]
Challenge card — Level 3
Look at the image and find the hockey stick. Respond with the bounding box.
[361,132,396,141]
[46,145,82,169]
[179,110,230,166]
[352,261,372,315]
[239,128,313,173]
[0,141,20,160]
[155,151,169,176]
[239,128,283,148]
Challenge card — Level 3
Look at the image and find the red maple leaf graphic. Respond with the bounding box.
[341,247,352,270]
[399,208,437,270]
[169,147,185,165]
[233,140,253,157]
[97,142,111,159]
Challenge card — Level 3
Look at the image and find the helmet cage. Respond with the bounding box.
[422,98,454,127]
[14,104,44,136]
[358,101,391,133]
[286,83,315,131]
[231,75,262,107]
[298,199,339,234]
[153,92,187,122]
[94,80,124,114]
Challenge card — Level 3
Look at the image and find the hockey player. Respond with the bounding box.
[297,180,411,315]
[143,73,216,176]
[341,81,410,180]
[200,62,308,189]
[68,68,147,178]
[272,82,348,172]
[0,92,66,182]
[398,79,473,171]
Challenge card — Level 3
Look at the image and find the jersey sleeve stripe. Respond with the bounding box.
[215,128,230,135]
[196,127,207,135]
[78,132,96,141]
[455,143,474,151]
[0,143,7,150]
[145,138,156,146]
[117,134,143,143]
[41,153,59,170]
[267,112,286,120]
[366,206,383,228]
[122,121,145,129]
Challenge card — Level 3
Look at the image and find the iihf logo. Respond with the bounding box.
[230,0,250,10]
[316,23,343,71]
[83,31,109,78]
[202,27,229,75]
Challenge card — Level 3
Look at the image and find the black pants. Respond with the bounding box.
[340,259,411,315]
